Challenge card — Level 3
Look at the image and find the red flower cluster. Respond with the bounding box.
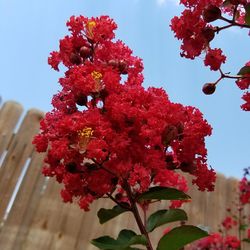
[33,15,215,211]
[170,0,249,64]
[170,0,227,64]
[222,216,237,230]
[239,177,250,204]
[191,233,240,250]
[171,0,250,110]
[204,48,226,71]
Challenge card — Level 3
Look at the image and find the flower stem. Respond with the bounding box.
[216,24,234,33]
[124,181,154,250]
[219,16,250,29]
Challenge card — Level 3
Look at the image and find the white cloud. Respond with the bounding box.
[157,0,166,5]
[156,0,179,6]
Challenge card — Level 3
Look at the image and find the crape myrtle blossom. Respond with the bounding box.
[239,167,250,204]
[189,233,241,250]
[171,0,250,110]
[33,15,215,211]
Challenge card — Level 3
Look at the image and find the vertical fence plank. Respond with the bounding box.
[0,109,43,223]
[207,174,227,232]
[48,202,85,250]
[0,101,23,157]
[75,199,114,250]
[21,180,66,250]
[0,152,45,250]
[182,175,208,228]
[0,109,43,221]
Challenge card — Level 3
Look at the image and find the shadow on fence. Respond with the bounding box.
[0,101,247,250]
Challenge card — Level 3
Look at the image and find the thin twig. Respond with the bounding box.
[220,16,250,29]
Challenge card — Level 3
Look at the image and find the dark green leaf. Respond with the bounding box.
[237,66,250,76]
[243,238,250,243]
[245,3,250,25]
[157,225,209,250]
[146,209,188,232]
[91,236,120,249]
[116,230,138,244]
[117,230,147,247]
[137,187,191,201]
[97,205,129,224]
[91,230,147,250]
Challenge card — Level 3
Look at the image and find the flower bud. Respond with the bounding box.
[202,83,216,95]
[108,59,119,68]
[179,162,197,173]
[70,53,82,65]
[119,60,128,74]
[202,27,215,42]
[79,46,92,59]
[162,125,178,146]
[65,162,77,173]
[203,6,221,23]
[75,94,87,106]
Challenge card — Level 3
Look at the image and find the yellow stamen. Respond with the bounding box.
[78,127,94,138]
[91,71,103,92]
[91,71,102,80]
[77,127,93,153]
[86,21,96,38]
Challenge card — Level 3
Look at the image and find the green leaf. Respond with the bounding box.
[157,225,209,250]
[146,209,188,232]
[137,187,191,201]
[91,236,121,249]
[239,224,248,231]
[245,3,250,25]
[97,205,129,224]
[243,238,250,243]
[237,66,250,76]
[91,229,147,250]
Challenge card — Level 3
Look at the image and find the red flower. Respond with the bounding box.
[48,51,61,71]
[241,92,250,111]
[239,177,250,204]
[222,216,237,230]
[224,235,240,249]
[195,233,223,249]
[204,48,226,71]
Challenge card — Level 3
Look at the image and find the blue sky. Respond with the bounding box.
[0,0,249,178]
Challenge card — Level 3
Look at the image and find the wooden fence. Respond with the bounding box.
[0,101,248,250]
